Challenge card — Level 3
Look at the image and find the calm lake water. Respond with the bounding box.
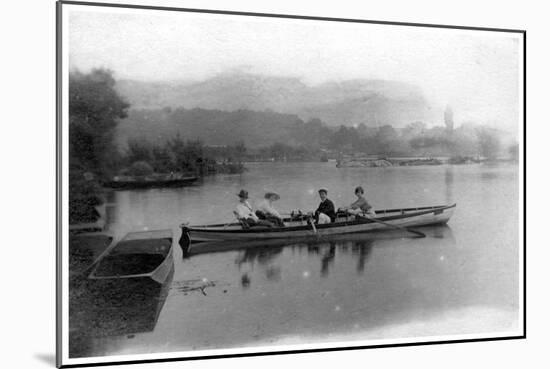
[70,162,521,358]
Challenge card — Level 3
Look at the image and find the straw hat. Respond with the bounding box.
[264,192,280,200]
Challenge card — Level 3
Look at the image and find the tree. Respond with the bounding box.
[69,68,129,176]
[125,138,153,164]
[329,125,357,151]
[233,140,247,162]
[151,144,174,172]
[128,161,154,176]
[402,121,426,137]
[477,127,501,160]
[444,105,454,132]
[508,143,519,162]
[69,68,129,224]
[375,125,399,154]
[68,169,103,224]
[269,142,291,161]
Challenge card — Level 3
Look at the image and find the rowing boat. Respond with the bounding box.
[180,204,456,246]
[182,225,453,257]
[71,233,174,350]
[88,229,174,285]
[69,232,113,278]
[104,175,198,190]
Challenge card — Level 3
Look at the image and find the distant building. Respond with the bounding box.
[444,105,454,132]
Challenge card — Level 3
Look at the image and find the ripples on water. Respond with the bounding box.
[69,163,520,358]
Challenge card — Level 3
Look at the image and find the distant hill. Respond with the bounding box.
[116,71,439,127]
[115,107,334,149]
[114,106,515,159]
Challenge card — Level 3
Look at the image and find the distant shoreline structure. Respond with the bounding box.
[335,155,515,168]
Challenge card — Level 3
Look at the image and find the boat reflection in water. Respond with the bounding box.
[183,225,455,288]
[231,238,373,279]
[69,266,174,358]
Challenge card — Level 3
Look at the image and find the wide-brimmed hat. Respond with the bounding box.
[318,188,328,194]
[264,192,280,200]
[237,189,249,199]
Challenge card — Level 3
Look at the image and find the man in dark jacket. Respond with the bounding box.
[314,188,336,224]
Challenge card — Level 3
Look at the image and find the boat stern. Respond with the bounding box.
[179,223,191,256]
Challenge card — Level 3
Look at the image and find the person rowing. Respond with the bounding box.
[256,192,285,227]
[235,189,275,228]
[309,188,336,224]
[338,186,375,216]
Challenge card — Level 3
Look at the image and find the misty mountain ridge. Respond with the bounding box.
[115,107,326,149]
[116,71,440,128]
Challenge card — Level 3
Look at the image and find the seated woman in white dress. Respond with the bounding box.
[235,190,275,228]
[255,192,285,227]
[339,186,375,216]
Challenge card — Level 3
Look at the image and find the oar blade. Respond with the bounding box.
[367,216,426,238]
[408,229,426,238]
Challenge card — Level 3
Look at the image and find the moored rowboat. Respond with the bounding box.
[104,175,198,190]
[71,233,175,348]
[88,229,174,285]
[69,232,113,278]
[180,204,456,245]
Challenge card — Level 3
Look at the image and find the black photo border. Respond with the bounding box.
[56,1,527,367]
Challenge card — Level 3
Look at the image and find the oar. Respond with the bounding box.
[307,216,317,234]
[362,215,426,238]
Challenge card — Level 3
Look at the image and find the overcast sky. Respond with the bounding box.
[67,6,522,135]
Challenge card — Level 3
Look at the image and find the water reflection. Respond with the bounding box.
[445,166,454,205]
[69,265,174,358]
[236,246,284,266]
[186,228,451,288]
[265,266,282,282]
[352,241,374,273]
[320,244,336,277]
[241,273,251,288]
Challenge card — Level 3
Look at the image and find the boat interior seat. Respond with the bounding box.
[233,211,250,229]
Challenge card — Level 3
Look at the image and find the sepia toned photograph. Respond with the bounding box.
[57,1,525,367]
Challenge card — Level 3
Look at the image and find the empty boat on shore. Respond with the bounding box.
[88,230,174,285]
[180,204,456,245]
[69,232,113,278]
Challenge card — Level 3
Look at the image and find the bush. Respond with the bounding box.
[128,161,154,176]
[69,167,104,224]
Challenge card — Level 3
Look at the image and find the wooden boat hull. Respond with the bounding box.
[184,226,453,256]
[181,204,456,244]
[104,176,198,190]
[88,230,174,285]
[69,233,113,278]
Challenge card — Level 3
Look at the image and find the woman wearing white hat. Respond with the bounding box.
[256,192,285,227]
[235,189,274,228]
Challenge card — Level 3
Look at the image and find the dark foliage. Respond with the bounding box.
[69,69,129,224]
[120,136,247,176]
[70,69,130,176]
